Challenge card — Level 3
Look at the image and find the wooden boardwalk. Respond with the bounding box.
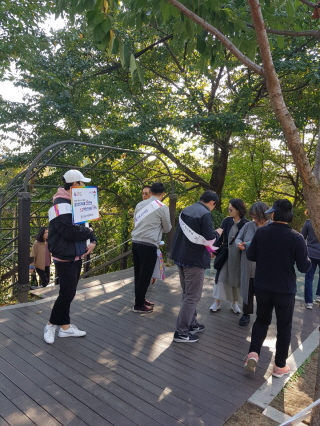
[0,266,319,426]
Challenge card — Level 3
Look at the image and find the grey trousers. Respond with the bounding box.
[176,265,206,335]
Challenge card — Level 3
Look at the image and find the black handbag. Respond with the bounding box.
[213,228,240,271]
[213,245,228,270]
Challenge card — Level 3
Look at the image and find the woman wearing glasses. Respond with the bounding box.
[210,198,248,314]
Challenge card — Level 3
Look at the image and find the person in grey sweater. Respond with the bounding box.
[131,182,172,313]
[301,211,320,309]
[235,202,271,326]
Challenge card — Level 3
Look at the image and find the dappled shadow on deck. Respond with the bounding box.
[0,266,319,426]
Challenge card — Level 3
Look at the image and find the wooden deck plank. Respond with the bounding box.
[0,392,35,426]
[43,383,113,426]
[1,267,319,426]
[2,334,192,426]
[10,394,61,426]
[0,372,25,400]
[0,356,87,426]
[0,416,10,426]
[0,315,203,426]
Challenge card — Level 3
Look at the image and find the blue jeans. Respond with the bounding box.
[304,258,320,303]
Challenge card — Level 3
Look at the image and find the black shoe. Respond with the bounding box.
[173,331,199,343]
[132,304,153,313]
[144,299,155,306]
[239,314,250,326]
[189,323,205,335]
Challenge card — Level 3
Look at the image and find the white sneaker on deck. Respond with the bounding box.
[231,303,241,314]
[58,324,86,338]
[44,324,57,344]
[209,301,221,312]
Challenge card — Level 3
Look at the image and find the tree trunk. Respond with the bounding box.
[248,0,320,239]
[210,141,229,202]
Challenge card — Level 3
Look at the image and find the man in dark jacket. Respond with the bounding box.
[244,199,310,377]
[171,190,223,342]
[44,169,97,344]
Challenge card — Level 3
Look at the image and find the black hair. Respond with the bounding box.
[36,226,48,242]
[63,177,81,190]
[151,182,165,194]
[272,199,293,222]
[142,185,151,190]
[248,202,270,222]
[229,198,246,218]
[200,190,219,204]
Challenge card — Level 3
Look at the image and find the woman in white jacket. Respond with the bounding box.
[235,202,270,326]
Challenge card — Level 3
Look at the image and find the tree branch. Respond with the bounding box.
[299,0,318,8]
[163,40,185,72]
[151,135,214,189]
[86,34,173,78]
[166,0,264,76]
[246,23,320,39]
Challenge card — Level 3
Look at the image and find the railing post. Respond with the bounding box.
[16,192,31,302]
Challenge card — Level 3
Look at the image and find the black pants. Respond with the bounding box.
[132,242,157,306]
[49,260,82,326]
[36,266,50,287]
[242,278,254,315]
[249,288,295,368]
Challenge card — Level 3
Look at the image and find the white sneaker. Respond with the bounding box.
[44,324,57,344]
[209,301,221,312]
[305,303,313,310]
[315,296,320,303]
[231,303,241,314]
[58,324,86,338]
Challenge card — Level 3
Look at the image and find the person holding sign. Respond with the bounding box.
[171,191,223,343]
[44,170,97,344]
[131,182,172,313]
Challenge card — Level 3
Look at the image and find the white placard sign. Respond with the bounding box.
[71,186,100,224]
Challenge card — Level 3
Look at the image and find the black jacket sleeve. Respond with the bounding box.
[295,234,311,273]
[51,214,96,243]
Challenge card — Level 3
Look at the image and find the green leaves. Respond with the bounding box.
[119,42,130,68]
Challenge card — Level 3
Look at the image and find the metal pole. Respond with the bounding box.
[17,192,31,302]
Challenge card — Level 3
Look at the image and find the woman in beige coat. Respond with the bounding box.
[31,227,51,287]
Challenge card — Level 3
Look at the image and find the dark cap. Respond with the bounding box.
[265,199,292,214]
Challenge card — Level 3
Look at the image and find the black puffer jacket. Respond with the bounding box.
[48,196,97,261]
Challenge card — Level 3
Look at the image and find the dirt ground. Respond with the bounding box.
[224,347,319,425]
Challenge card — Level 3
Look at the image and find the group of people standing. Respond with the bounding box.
[37,170,318,381]
[131,185,315,379]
